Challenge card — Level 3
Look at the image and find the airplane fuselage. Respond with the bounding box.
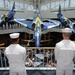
[33,17,42,47]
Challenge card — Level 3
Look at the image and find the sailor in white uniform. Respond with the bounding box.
[54,28,75,75]
[4,33,27,75]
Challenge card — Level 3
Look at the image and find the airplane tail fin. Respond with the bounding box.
[58,5,61,15]
[34,3,42,19]
[11,2,15,11]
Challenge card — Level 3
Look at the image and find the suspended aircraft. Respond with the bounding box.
[14,2,61,47]
[14,8,61,47]
[57,5,75,33]
[0,1,61,47]
[0,2,16,26]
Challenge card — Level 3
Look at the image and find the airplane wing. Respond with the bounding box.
[23,39,52,42]
[0,43,5,47]
[14,18,60,33]
[23,40,34,42]
[14,18,34,30]
[41,39,53,42]
[42,20,60,30]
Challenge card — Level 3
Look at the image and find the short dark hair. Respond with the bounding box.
[11,38,19,42]
[63,33,71,37]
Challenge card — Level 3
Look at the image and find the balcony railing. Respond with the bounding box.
[0,23,24,30]
[0,47,56,68]
[0,47,75,68]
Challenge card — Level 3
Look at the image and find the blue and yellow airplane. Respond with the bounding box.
[57,5,75,33]
[0,2,16,26]
[14,9,60,47]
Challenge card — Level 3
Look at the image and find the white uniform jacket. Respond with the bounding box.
[4,44,26,72]
[54,40,75,70]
